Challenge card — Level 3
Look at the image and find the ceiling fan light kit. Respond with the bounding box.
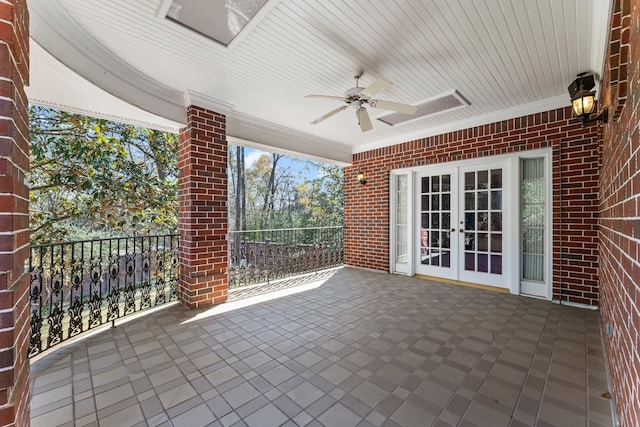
[305,73,417,132]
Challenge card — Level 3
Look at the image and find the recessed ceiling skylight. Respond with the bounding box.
[166,0,269,47]
[378,90,470,126]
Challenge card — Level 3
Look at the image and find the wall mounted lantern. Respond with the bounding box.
[568,72,608,126]
[357,171,367,185]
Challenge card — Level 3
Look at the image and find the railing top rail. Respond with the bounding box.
[229,226,343,234]
[31,233,179,250]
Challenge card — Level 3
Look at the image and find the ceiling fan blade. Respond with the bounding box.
[311,106,347,124]
[356,107,373,132]
[305,95,345,101]
[370,99,418,115]
[360,79,392,98]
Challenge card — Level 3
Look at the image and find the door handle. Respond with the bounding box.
[451,228,456,232]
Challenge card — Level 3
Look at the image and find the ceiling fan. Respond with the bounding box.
[305,73,418,132]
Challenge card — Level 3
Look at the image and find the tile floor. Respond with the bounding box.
[30,267,614,426]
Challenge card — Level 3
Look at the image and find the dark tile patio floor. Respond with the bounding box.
[30,267,614,426]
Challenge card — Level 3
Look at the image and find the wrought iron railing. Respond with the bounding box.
[229,226,343,288]
[29,234,178,357]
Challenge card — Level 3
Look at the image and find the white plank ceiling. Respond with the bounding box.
[27,0,611,165]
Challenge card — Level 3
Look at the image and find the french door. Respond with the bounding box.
[415,161,509,288]
[391,150,552,298]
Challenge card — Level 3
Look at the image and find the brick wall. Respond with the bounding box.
[345,106,601,306]
[0,0,30,425]
[598,0,640,425]
[177,106,228,308]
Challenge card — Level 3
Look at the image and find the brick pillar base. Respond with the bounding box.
[0,0,31,425]
[177,106,228,308]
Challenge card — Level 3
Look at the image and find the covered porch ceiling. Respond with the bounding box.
[27,0,611,165]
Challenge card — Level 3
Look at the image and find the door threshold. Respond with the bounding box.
[520,292,548,300]
[415,274,510,294]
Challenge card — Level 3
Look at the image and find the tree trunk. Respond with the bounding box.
[261,153,281,228]
[235,146,246,232]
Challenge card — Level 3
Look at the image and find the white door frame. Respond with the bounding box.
[389,148,552,299]
[517,149,553,300]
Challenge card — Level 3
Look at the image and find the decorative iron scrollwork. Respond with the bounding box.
[29,310,43,357]
[169,252,178,300]
[68,296,83,337]
[29,234,179,357]
[126,255,135,277]
[140,281,151,309]
[123,283,136,315]
[47,303,64,348]
[88,259,102,328]
[155,278,166,305]
[88,290,102,328]
[106,288,120,322]
[169,277,178,301]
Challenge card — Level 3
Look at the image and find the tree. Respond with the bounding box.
[233,146,246,232]
[296,164,344,227]
[227,144,344,230]
[29,106,178,243]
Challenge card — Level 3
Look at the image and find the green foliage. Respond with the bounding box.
[28,106,341,244]
[228,145,344,230]
[294,163,344,227]
[29,106,178,243]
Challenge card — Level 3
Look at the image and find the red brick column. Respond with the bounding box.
[598,0,640,424]
[177,106,228,308]
[0,0,31,425]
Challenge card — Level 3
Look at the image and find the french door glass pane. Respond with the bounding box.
[421,177,429,193]
[442,252,451,267]
[465,193,475,210]
[442,231,451,248]
[521,158,545,282]
[432,176,440,192]
[491,169,502,188]
[465,252,474,270]
[491,255,502,274]
[491,233,502,252]
[465,172,475,190]
[491,191,502,209]
[442,175,451,191]
[478,192,488,209]
[465,213,475,231]
[442,213,450,230]
[478,212,488,231]
[478,171,488,189]
[491,212,502,231]
[478,254,488,272]
[478,233,488,251]
[442,194,451,210]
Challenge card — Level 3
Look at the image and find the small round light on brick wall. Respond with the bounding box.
[568,72,608,126]
[357,171,367,185]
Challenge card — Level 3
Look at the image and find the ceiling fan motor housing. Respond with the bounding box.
[344,86,366,105]
[306,75,415,132]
